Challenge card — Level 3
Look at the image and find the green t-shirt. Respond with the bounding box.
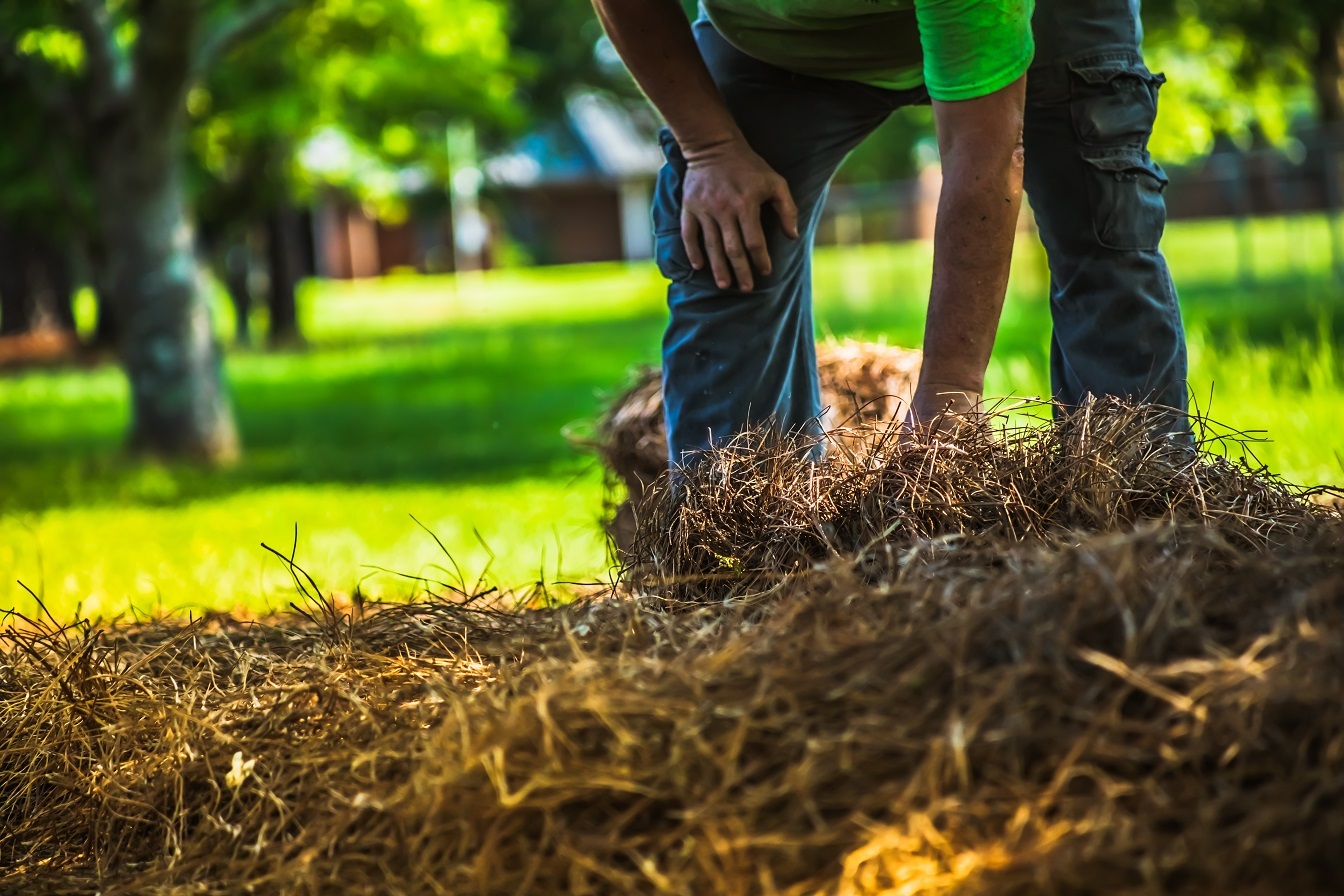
[700,0,1034,101]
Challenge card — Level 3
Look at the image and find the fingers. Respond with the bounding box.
[738,204,771,283]
[697,218,733,291]
[719,216,756,291]
[689,213,753,291]
[771,180,800,240]
[681,212,705,272]
[683,205,764,291]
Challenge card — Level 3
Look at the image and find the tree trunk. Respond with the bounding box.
[91,291,121,349]
[266,205,303,347]
[222,241,254,347]
[36,242,78,334]
[0,229,80,338]
[1316,15,1344,283]
[0,226,33,337]
[93,122,239,463]
[1314,14,1343,125]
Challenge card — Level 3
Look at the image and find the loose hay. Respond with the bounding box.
[3,403,1344,895]
[625,400,1328,604]
[594,340,922,552]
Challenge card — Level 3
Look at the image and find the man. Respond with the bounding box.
[591,0,1188,466]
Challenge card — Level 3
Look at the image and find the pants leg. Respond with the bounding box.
[1024,0,1190,434]
[657,21,924,466]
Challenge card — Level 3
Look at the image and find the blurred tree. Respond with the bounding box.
[0,0,515,459]
[0,54,90,339]
[1145,0,1344,280]
[1146,0,1341,130]
[1142,15,1309,162]
[0,1,311,461]
[190,0,515,345]
[505,0,627,115]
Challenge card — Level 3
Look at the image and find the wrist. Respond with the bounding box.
[677,128,749,164]
[913,377,981,410]
[916,369,985,397]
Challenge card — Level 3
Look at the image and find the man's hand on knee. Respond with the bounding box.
[681,139,799,292]
[589,0,798,293]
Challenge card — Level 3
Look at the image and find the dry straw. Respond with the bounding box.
[593,340,923,551]
[3,399,1343,895]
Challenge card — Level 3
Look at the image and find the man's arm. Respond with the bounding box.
[590,0,797,291]
[908,75,1027,431]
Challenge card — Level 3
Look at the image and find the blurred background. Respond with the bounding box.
[0,0,1341,620]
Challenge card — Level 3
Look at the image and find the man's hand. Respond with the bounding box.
[590,0,798,291]
[680,138,799,291]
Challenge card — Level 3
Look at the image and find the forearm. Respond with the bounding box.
[918,81,1026,407]
[590,0,742,158]
[920,150,1024,394]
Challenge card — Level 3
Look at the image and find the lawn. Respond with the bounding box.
[1,215,1341,620]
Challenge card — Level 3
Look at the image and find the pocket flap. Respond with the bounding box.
[1083,150,1170,188]
[1069,60,1166,88]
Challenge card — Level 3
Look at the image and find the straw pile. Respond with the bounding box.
[595,339,922,551]
[625,400,1325,603]
[4,403,1344,895]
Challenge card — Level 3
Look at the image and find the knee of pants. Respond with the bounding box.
[651,128,813,297]
[1028,55,1171,254]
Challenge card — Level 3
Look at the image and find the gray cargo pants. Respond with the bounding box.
[655,0,1190,464]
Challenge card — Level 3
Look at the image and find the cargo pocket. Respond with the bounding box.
[1068,59,1165,147]
[653,128,695,284]
[1081,149,1169,251]
[1069,58,1170,251]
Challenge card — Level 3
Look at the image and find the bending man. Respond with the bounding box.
[590,0,1187,465]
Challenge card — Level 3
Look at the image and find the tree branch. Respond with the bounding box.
[62,0,133,115]
[196,0,309,74]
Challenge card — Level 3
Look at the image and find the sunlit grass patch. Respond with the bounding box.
[0,475,608,622]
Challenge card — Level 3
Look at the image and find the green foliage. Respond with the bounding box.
[1147,0,1335,88]
[16,27,87,71]
[506,0,628,114]
[191,0,519,228]
[1143,13,1316,160]
[0,24,93,237]
[1,1,524,238]
[1145,0,1341,150]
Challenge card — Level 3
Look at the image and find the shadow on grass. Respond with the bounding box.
[0,276,1338,515]
[0,316,667,513]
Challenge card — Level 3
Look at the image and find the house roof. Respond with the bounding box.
[484,91,663,188]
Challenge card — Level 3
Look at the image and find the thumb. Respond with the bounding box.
[771,179,799,240]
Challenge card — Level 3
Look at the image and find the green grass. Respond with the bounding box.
[2,215,1342,620]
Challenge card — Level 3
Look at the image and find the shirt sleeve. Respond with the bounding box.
[915,0,1035,102]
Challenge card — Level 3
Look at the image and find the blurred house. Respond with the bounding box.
[483,92,665,266]
[304,112,1344,280]
[308,92,664,277]
[311,198,435,279]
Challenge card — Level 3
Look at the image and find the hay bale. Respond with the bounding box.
[4,405,1344,896]
[595,339,922,552]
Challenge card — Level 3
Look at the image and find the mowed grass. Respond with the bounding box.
[1,215,1342,620]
